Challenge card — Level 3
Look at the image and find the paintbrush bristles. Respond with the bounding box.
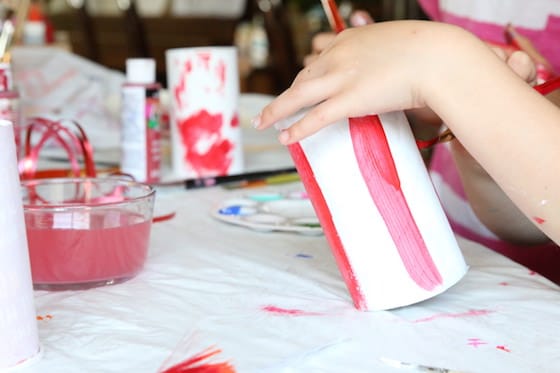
[320,0,336,32]
[0,20,15,61]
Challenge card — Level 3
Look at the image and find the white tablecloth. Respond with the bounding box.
[19,180,560,373]
[18,94,560,372]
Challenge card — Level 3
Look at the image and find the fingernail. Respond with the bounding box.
[251,114,261,129]
[278,130,290,145]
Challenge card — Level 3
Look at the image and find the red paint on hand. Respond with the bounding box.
[533,216,546,224]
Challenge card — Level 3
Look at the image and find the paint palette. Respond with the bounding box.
[211,191,323,235]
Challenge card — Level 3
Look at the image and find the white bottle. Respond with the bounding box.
[249,15,269,69]
[120,58,162,183]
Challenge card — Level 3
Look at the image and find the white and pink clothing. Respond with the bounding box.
[418,0,560,73]
[418,0,560,284]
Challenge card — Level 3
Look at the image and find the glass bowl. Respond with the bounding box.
[21,177,155,290]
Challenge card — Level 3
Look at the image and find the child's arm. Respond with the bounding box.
[256,20,560,245]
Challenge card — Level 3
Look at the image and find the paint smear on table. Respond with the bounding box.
[411,309,494,323]
[467,338,487,348]
[261,305,322,317]
[160,347,235,373]
[295,253,313,259]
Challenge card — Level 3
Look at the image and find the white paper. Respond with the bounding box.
[11,47,125,150]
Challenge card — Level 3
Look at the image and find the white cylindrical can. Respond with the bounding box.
[0,119,41,369]
[166,46,243,179]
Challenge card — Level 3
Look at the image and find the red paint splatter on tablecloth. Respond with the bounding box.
[178,109,233,176]
[467,338,488,348]
[261,305,321,316]
[36,314,53,321]
[533,216,546,224]
[496,345,511,352]
[160,347,235,373]
[412,309,494,323]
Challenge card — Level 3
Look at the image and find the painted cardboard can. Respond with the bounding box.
[276,111,468,311]
[0,119,41,370]
[166,46,243,179]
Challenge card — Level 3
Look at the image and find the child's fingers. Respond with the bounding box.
[276,95,352,145]
[257,75,336,130]
[507,50,537,85]
[304,32,336,67]
[311,32,336,54]
[505,24,552,70]
[303,54,319,67]
[489,44,508,61]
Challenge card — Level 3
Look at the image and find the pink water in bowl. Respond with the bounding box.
[22,178,155,290]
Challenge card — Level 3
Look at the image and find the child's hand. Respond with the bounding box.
[490,46,537,85]
[255,21,467,144]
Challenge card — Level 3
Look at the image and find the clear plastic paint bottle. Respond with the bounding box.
[0,62,24,163]
[121,58,162,183]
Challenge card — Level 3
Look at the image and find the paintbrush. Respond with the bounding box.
[0,20,14,60]
[504,24,556,83]
[183,167,297,189]
[380,357,469,372]
[221,170,300,189]
[504,24,552,71]
[320,0,346,33]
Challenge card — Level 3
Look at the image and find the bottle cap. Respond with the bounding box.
[126,58,156,84]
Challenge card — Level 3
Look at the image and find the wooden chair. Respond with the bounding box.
[48,0,148,71]
[48,0,245,82]
[244,0,301,94]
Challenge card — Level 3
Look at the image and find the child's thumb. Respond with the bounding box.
[349,10,374,27]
